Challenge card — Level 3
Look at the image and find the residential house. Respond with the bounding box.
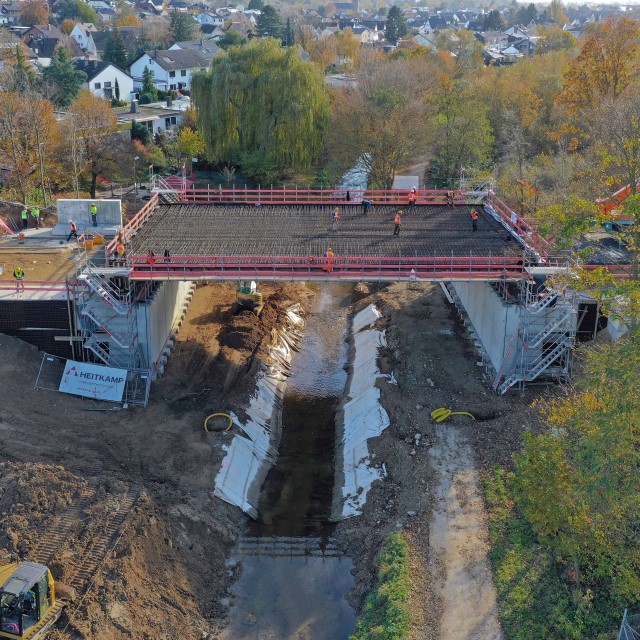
[413,32,437,51]
[92,27,141,60]
[70,23,99,59]
[225,13,255,37]
[74,59,134,100]
[169,39,221,58]
[196,12,225,26]
[206,26,225,40]
[22,25,84,65]
[475,30,509,49]
[130,49,213,92]
[501,45,523,62]
[320,26,339,38]
[114,98,188,135]
[96,6,116,21]
[0,32,38,74]
[351,26,375,44]
[509,36,537,56]
[0,2,21,25]
[426,16,448,31]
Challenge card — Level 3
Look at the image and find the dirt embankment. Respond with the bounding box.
[334,282,543,639]
[0,280,543,639]
[0,281,313,639]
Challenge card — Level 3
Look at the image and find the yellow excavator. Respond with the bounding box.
[0,562,74,639]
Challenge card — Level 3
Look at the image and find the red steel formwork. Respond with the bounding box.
[175,187,466,206]
[128,254,527,282]
[104,188,553,282]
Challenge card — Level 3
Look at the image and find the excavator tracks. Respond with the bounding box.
[28,488,95,567]
[67,489,140,593]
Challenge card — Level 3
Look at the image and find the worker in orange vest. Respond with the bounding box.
[408,188,417,208]
[471,208,479,232]
[146,250,156,266]
[332,207,340,231]
[393,210,402,236]
[322,248,335,272]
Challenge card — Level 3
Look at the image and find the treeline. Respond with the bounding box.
[191,15,640,202]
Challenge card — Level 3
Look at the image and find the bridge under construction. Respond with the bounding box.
[0,187,599,404]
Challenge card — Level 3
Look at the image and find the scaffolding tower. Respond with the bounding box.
[492,282,578,394]
[618,610,640,640]
[73,250,152,406]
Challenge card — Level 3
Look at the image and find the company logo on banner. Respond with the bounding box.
[59,360,127,402]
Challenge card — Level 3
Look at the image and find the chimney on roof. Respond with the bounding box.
[130,100,138,113]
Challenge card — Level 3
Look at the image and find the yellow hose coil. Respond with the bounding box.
[430,408,476,423]
[204,412,233,432]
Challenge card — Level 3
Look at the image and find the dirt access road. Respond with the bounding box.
[0,280,543,639]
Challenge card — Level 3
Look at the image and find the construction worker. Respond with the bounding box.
[66,219,78,242]
[31,206,40,229]
[90,202,98,227]
[471,208,479,232]
[446,190,455,208]
[322,248,334,272]
[13,266,24,293]
[408,188,417,208]
[393,210,402,236]
[332,207,340,231]
[20,207,29,230]
[146,250,156,266]
[361,199,372,215]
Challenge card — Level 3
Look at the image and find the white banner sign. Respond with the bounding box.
[59,360,127,402]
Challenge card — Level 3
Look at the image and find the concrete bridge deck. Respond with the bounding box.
[124,203,530,282]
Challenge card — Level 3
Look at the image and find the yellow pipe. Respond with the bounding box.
[204,412,233,432]
[430,408,476,423]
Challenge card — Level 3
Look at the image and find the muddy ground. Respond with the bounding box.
[0,279,545,640]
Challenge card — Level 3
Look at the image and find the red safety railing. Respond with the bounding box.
[171,188,466,206]
[0,279,69,291]
[128,253,527,282]
[486,192,553,258]
[105,193,160,257]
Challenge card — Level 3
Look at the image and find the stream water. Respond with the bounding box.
[221,283,356,640]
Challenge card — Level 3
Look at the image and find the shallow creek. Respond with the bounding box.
[221,283,357,640]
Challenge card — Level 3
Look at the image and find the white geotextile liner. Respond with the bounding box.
[214,305,304,518]
[352,303,381,333]
[336,305,391,519]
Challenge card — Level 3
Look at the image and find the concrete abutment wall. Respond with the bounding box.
[450,281,521,373]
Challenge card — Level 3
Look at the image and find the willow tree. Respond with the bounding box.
[191,39,330,181]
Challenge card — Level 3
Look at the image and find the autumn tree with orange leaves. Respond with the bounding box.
[560,17,640,115]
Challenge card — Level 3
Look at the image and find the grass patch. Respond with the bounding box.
[484,467,620,640]
[350,532,411,640]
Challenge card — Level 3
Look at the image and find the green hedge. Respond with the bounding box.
[350,532,411,640]
[484,467,619,640]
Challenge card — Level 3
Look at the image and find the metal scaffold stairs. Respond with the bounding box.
[492,330,520,391]
[530,292,558,313]
[77,272,128,315]
[528,308,575,348]
[75,252,146,373]
[80,301,137,351]
[495,287,577,395]
[498,336,572,395]
[151,176,182,203]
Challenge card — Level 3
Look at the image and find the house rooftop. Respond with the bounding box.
[141,48,213,70]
